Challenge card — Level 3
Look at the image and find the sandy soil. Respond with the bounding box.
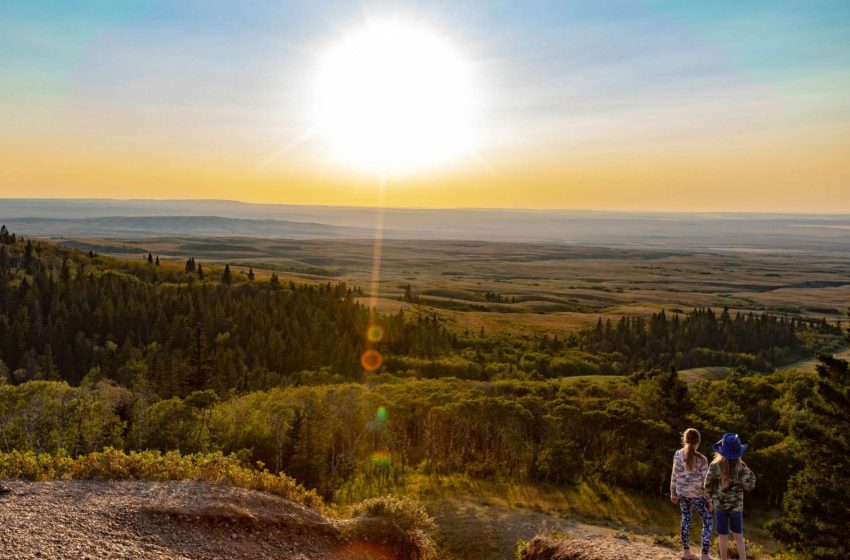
[520,535,680,560]
[0,479,341,560]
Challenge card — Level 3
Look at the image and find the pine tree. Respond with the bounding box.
[147,253,154,265]
[222,265,232,285]
[270,273,279,286]
[185,258,196,273]
[247,267,255,281]
[155,255,160,266]
[197,263,204,280]
[769,318,850,559]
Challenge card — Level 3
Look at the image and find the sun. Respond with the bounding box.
[312,18,481,176]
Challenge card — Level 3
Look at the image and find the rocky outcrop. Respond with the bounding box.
[0,480,350,560]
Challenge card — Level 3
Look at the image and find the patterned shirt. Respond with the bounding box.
[670,448,709,499]
[704,460,756,512]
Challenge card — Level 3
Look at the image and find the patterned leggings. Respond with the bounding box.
[679,497,713,555]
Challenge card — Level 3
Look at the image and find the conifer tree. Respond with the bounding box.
[155,255,160,266]
[247,267,255,281]
[769,317,850,559]
[222,265,232,285]
[197,263,204,280]
[147,253,154,265]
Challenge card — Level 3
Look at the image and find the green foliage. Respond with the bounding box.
[578,308,840,373]
[0,237,449,394]
[346,495,437,560]
[768,328,850,558]
[0,448,324,511]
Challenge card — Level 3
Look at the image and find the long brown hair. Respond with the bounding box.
[682,428,707,471]
[712,455,740,488]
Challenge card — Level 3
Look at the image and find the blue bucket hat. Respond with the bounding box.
[713,433,748,460]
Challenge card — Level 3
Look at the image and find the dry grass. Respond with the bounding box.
[66,237,850,337]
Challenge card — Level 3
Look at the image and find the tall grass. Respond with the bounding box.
[0,448,325,512]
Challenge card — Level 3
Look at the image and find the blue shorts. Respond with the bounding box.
[715,510,743,535]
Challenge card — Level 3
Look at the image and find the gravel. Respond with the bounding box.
[0,479,342,560]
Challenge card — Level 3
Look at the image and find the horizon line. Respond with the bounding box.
[3,196,850,217]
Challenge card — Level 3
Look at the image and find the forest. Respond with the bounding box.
[0,228,847,558]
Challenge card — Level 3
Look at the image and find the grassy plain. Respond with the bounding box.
[59,237,850,337]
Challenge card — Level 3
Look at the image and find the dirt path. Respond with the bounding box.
[0,479,340,560]
[519,535,680,560]
[429,499,629,560]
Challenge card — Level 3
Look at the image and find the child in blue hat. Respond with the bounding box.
[704,433,756,560]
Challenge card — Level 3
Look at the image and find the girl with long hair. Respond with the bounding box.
[704,433,756,560]
[670,428,713,560]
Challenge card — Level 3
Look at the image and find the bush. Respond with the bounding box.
[0,448,325,512]
[346,495,436,560]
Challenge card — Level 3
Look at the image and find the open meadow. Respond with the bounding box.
[58,236,850,338]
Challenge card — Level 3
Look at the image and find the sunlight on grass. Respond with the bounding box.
[332,471,778,551]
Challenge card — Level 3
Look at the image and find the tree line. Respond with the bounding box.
[0,236,451,396]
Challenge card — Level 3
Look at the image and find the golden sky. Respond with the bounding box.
[2,1,849,212]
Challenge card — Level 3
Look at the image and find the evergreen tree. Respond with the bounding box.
[247,267,255,281]
[147,253,154,265]
[197,263,204,280]
[155,255,160,266]
[185,258,196,273]
[222,265,232,285]
[769,318,850,559]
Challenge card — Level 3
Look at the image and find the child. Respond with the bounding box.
[704,433,756,560]
[671,428,713,560]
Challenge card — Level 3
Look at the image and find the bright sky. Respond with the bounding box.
[2,0,849,211]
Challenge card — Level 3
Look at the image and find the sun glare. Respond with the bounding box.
[312,18,481,175]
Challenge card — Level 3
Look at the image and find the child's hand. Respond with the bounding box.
[670,496,679,505]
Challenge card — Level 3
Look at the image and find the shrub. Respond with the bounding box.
[0,448,325,512]
[346,495,436,560]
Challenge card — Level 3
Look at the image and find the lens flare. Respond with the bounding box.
[360,349,383,371]
[367,324,384,343]
[370,450,392,468]
[329,541,395,560]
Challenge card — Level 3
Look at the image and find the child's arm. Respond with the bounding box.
[703,464,717,502]
[739,462,756,491]
[670,452,679,502]
[701,461,713,510]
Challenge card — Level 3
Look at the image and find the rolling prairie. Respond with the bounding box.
[52,236,850,336]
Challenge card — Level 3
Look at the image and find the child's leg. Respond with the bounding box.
[694,498,713,557]
[718,536,729,560]
[733,533,746,560]
[679,497,693,555]
[730,512,745,560]
[715,511,730,560]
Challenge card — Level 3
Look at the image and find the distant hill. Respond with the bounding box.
[0,215,379,239]
[2,198,850,252]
